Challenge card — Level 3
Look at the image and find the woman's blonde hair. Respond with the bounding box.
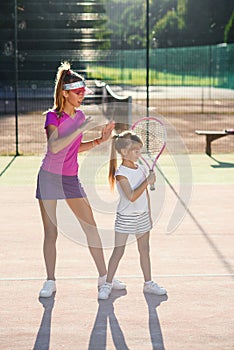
[108,130,143,191]
[52,61,84,116]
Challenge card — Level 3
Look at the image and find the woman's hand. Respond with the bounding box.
[100,121,115,143]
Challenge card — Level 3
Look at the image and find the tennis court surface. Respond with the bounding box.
[0,153,233,350]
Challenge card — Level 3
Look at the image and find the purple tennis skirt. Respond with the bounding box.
[36,168,87,200]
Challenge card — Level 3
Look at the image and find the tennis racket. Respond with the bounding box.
[131,117,167,190]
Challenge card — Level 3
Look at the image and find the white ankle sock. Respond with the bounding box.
[105,282,112,287]
[144,280,152,285]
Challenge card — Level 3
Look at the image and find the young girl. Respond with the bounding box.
[36,61,126,297]
[98,131,167,300]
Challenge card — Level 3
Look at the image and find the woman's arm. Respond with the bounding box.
[79,121,115,153]
[46,117,92,154]
[116,171,155,202]
[78,137,103,152]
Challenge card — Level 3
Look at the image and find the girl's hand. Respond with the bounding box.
[100,121,115,143]
[147,171,156,185]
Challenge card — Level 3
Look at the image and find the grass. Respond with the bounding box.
[88,66,218,86]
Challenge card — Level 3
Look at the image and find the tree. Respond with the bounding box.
[224,11,234,43]
[106,0,145,49]
[103,0,234,50]
[182,0,234,46]
[152,9,182,47]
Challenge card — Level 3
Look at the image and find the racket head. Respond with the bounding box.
[131,117,167,170]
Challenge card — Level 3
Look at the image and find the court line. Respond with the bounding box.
[0,273,234,282]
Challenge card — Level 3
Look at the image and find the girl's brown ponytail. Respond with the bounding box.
[108,135,118,191]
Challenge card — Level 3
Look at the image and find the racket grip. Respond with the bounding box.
[149,170,155,191]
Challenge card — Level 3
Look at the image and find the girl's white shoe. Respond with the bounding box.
[98,274,126,290]
[143,281,167,295]
[98,282,112,300]
[39,280,56,298]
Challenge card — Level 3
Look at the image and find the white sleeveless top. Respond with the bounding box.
[115,164,149,215]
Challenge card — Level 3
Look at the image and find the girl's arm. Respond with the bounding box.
[46,117,92,154]
[116,171,155,202]
[79,121,115,153]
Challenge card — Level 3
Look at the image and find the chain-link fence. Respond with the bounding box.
[0,1,233,155]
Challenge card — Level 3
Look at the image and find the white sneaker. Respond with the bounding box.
[98,275,126,290]
[112,278,126,290]
[98,283,112,300]
[39,280,56,298]
[143,281,167,296]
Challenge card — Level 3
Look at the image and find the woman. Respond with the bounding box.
[36,61,126,297]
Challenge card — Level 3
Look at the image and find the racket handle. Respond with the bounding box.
[149,170,155,191]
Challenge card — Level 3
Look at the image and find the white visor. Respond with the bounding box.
[63,81,93,95]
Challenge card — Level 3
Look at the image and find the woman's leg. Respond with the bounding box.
[66,197,107,277]
[106,232,128,284]
[38,199,58,280]
[136,232,151,282]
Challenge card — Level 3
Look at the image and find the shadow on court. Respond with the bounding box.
[33,295,55,350]
[88,290,129,350]
[33,290,168,350]
[210,156,234,168]
[0,155,17,177]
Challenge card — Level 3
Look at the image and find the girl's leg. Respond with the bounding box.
[106,232,128,284]
[136,232,151,282]
[39,199,58,280]
[66,197,107,277]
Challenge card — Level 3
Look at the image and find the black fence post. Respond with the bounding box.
[146,0,149,117]
[14,0,19,156]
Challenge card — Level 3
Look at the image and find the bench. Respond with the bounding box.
[195,129,234,156]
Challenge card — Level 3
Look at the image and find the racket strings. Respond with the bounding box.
[133,121,165,156]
